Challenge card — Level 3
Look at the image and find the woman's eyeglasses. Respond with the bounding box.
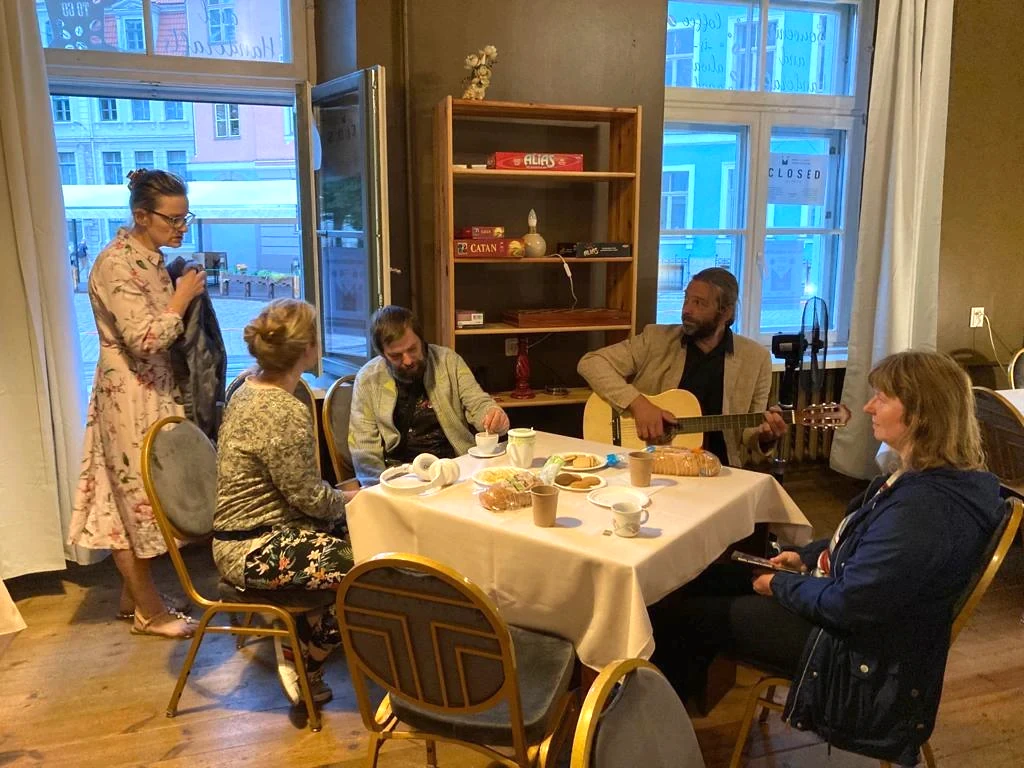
[148,210,196,229]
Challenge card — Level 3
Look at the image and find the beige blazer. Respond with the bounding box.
[577,324,774,466]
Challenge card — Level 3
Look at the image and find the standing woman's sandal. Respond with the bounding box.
[131,610,195,639]
[117,592,191,621]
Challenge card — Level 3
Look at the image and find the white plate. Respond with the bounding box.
[553,474,608,493]
[551,452,607,472]
[586,486,651,509]
[468,445,507,459]
[471,466,536,488]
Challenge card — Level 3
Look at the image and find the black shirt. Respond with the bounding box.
[391,377,457,464]
[679,330,733,465]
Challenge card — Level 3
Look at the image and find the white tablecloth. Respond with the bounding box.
[995,389,1024,415]
[346,431,812,669]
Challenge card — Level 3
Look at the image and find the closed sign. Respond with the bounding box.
[767,153,828,206]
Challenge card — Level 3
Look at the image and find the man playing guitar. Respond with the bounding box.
[578,267,788,466]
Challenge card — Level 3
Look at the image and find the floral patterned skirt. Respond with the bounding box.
[243,527,354,660]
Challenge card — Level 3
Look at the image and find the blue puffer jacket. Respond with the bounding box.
[771,468,1001,766]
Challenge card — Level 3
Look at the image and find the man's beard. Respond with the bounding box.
[389,358,426,383]
[681,314,722,341]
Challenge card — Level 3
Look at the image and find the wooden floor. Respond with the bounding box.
[3,466,1022,768]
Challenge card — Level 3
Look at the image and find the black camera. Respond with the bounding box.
[771,333,807,365]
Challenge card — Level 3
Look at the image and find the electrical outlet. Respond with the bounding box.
[504,338,519,357]
[970,307,985,328]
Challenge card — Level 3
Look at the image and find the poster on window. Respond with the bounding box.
[767,154,828,206]
[45,0,117,51]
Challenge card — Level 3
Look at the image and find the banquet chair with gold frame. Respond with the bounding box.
[322,374,357,483]
[974,387,1024,498]
[727,497,1022,768]
[225,369,321,472]
[141,416,335,731]
[224,366,257,403]
[337,553,578,768]
[570,657,705,768]
[1008,348,1024,389]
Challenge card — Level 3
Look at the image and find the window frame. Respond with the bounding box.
[164,101,185,120]
[102,151,123,185]
[52,96,71,122]
[98,97,118,122]
[44,2,321,374]
[661,165,697,230]
[131,99,151,121]
[58,152,77,185]
[660,0,874,347]
[165,149,189,180]
[214,103,241,138]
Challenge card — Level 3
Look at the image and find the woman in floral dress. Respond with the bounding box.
[69,169,207,639]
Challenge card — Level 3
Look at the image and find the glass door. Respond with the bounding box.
[303,66,391,374]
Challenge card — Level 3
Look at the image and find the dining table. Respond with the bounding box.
[345,431,813,670]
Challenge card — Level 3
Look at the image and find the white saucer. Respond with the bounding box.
[468,445,507,459]
[586,486,651,509]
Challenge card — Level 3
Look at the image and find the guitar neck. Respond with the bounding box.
[669,409,794,437]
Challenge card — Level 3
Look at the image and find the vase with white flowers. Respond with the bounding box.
[462,45,498,100]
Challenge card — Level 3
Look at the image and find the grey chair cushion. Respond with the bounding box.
[149,420,218,538]
[216,580,335,612]
[592,666,705,768]
[390,625,575,746]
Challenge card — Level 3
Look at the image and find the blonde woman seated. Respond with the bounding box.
[214,299,356,705]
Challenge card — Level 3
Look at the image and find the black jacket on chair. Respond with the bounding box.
[167,257,227,442]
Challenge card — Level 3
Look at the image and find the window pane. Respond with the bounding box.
[166,149,190,180]
[766,128,844,230]
[658,236,743,323]
[164,101,185,120]
[658,123,747,327]
[56,93,300,380]
[759,125,848,334]
[36,1,293,63]
[52,96,71,122]
[665,1,761,91]
[58,152,77,185]
[662,125,746,229]
[99,98,118,121]
[766,1,858,96]
[102,152,122,185]
[760,234,840,331]
[132,100,151,121]
[214,103,241,138]
[666,1,860,95]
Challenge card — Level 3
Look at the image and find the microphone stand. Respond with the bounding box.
[770,334,806,488]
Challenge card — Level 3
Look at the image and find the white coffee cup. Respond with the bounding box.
[507,427,536,469]
[611,501,650,538]
[475,431,499,455]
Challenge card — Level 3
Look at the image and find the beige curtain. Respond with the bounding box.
[0,3,86,578]
[830,0,956,479]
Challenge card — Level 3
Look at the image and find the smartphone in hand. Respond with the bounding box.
[730,550,806,575]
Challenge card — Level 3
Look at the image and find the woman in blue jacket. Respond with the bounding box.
[651,350,1001,766]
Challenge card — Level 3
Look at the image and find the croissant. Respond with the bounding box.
[650,447,722,477]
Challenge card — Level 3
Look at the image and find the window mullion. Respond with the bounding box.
[745,115,771,338]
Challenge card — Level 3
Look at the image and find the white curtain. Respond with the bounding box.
[830,0,956,479]
[0,3,86,579]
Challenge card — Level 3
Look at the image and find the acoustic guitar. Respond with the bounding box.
[582,389,850,449]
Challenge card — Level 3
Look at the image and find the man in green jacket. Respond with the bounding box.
[349,305,509,486]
